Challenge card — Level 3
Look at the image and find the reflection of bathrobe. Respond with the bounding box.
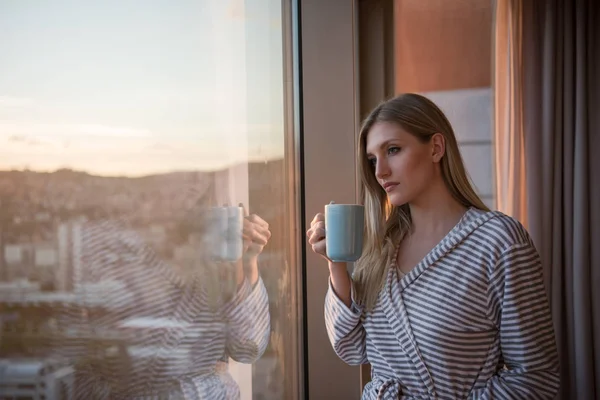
[325,208,559,399]
[58,221,270,399]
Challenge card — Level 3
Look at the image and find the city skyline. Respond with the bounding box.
[0,0,286,176]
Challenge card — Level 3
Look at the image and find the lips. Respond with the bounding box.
[383,182,399,193]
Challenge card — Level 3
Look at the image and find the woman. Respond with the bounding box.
[58,204,271,399]
[307,94,559,399]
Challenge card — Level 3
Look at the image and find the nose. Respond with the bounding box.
[375,158,391,180]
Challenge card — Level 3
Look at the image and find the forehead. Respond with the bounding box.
[365,122,409,154]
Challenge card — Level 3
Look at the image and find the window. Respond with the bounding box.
[0,1,302,399]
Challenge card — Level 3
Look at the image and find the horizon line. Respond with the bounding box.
[0,158,285,179]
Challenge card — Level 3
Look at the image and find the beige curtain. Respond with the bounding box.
[493,0,527,227]
[494,0,600,398]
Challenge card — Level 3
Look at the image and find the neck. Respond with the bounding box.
[408,178,468,236]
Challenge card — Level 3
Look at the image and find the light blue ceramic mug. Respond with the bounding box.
[207,206,244,261]
[325,202,365,262]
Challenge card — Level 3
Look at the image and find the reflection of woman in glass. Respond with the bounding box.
[59,203,272,399]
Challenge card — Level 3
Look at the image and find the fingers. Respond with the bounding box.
[305,213,329,258]
[306,214,326,257]
[243,228,270,246]
[310,213,325,226]
[246,213,269,229]
[311,241,326,255]
[239,203,268,230]
[307,226,325,245]
[242,216,271,248]
[243,217,270,235]
[306,215,325,240]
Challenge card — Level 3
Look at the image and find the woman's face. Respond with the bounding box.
[365,122,442,206]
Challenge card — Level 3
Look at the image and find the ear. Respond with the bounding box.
[430,133,445,163]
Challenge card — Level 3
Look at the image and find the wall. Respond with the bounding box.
[394,0,495,208]
[301,1,362,399]
[394,0,492,93]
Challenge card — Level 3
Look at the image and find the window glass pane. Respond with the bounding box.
[0,1,301,399]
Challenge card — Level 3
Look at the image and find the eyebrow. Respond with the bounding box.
[366,139,400,157]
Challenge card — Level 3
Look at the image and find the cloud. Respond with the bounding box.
[8,134,46,147]
[145,142,175,151]
[8,135,27,142]
[0,96,35,109]
[74,124,151,138]
[0,122,152,138]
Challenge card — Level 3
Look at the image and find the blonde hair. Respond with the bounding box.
[354,93,490,310]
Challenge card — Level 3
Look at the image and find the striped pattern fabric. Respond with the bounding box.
[57,220,270,399]
[325,208,559,399]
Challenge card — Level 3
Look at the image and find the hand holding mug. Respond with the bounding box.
[242,211,271,261]
[306,202,364,263]
[306,212,329,261]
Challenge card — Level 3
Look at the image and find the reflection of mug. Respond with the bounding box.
[325,203,364,262]
[207,206,244,261]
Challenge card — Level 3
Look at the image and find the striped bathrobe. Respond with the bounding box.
[325,208,560,399]
[57,220,270,399]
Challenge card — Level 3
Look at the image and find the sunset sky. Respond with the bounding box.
[0,0,286,176]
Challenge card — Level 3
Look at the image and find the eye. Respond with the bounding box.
[388,146,401,155]
[367,158,377,167]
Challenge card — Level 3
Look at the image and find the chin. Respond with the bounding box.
[387,193,410,207]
